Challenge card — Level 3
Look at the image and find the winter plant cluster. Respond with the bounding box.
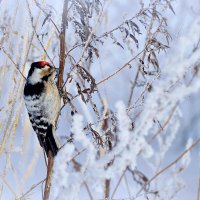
[0,0,200,200]
[52,16,200,199]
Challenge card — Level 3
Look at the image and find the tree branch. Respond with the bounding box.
[57,0,69,88]
[44,151,54,200]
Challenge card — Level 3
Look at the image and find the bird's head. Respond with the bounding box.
[27,61,58,84]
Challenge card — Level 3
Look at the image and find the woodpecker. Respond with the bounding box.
[24,61,61,157]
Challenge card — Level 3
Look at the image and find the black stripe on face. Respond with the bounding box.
[42,74,51,81]
[24,82,44,96]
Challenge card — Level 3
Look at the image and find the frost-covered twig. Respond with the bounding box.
[136,137,200,196]
[33,0,60,34]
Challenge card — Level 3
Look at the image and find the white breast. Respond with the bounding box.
[43,82,61,125]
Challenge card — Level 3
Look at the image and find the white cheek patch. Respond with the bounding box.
[28,69,42,84]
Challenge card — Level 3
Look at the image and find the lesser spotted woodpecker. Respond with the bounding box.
[24,61,61,157]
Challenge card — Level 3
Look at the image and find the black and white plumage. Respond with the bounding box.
[24,61,61,157]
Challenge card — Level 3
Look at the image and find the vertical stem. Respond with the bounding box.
[43,1,69,199]
[111,169,127,199]
[104,179,110,199]
[127,67,140,107]
[43,151,54,200]
[197,177,200,200]
[127,5,157,107]
[57,0,69,89]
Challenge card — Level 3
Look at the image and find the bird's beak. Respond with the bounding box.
[55,68,59,72]
[54,67,59,75]
[50,66,59,73]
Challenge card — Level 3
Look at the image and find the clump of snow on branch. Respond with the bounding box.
[52,144,76,200]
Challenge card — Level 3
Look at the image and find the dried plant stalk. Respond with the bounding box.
[58,0,69,88]
[44,151,54,200]
[43,1,69,199]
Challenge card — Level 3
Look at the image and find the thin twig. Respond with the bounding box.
[95,7,149,42]
[97,47,146,86]
[111,168,127,199]
[148,104,178,144]
[16,179,45,200]
[83,182,94,200]
[127,7,155,107]
[33,0,60,34]
[64,7,150,57]
[1,47,26,79]
[67,47,145,102]
[26,0,55,67]
[136,137,200,196]
[75,0,105,67]
[127,67,140,107]
[71,159,94,200]
[197,177,200,200]
[0,175,17,198]
[124,174,131,199]
[128,5,170,107]
[148,67,200,144]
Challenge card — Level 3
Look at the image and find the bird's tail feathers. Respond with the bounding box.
[37,124,59,157]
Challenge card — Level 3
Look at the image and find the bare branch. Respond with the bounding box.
[43,151,54,200]
[97,47,147,86]
[57,0,69,88]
